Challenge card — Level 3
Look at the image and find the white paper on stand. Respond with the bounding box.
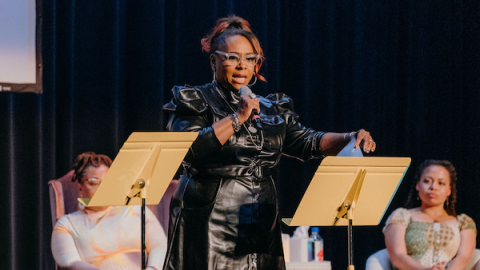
[336,137,364,157]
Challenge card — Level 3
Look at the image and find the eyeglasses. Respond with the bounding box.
[82,177,102,187]
[215,51,260,67]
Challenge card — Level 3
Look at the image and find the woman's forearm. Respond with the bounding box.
[320,129,376,155]
[448,229,477,270]
[390,254,430,270]
[68,261,100,270]
[319,132,350,156]
[212,117,236,145]
[446,258,469,270]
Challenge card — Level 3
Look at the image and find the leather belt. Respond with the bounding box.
[194,166,271,179]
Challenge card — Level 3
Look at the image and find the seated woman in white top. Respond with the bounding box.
[383,160,477,270]
[51,152,167,270]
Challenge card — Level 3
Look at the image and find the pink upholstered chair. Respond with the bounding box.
[48,171,178,236]
[48,171,78,228]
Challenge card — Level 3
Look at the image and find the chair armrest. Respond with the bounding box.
[366,249,391,270]
[48,180,65,227]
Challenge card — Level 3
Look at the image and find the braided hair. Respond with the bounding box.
[405,159,457,216]
[72,152,112,183]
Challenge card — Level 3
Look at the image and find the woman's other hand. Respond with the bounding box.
[353,129,376,153]
[430,262,446,270]
[236,92,260,124]
[319,129,376,156]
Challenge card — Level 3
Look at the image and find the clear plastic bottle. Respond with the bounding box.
[308,227,324,262]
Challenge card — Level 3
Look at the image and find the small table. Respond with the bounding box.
[286,261,332,270]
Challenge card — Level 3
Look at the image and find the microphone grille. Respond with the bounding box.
[239,86,252,96]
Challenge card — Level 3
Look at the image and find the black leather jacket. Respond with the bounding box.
[162,81,324,270]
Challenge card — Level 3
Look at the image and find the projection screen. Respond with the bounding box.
[0,0,42,93]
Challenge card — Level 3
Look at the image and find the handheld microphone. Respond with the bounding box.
[239,86,262,130]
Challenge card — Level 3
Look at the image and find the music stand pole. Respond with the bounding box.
[142,198,146,270]
[347,212,354,270]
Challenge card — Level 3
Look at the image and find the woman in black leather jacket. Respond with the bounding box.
[162,15,376,270]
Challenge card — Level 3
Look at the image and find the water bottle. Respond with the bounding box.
[308,227,324,262]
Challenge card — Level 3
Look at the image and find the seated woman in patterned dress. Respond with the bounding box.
[383,159,477,270]
[51,152,167,270]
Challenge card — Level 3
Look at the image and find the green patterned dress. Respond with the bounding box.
[384,208,476,268]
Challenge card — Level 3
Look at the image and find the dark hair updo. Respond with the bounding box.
[72,152,112,183]
[405,159,457,216]
[201,15,266,82]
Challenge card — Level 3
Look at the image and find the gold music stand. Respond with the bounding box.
[79,132,198,270]
[283,156,411,270]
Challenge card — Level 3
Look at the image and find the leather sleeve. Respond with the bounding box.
[266,93,325,161]
[163,86,222,163]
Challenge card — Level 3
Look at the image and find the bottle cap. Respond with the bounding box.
[312,227,319,233]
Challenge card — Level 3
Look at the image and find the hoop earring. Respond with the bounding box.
[212,67,216,82]
[248,75,257,87]
[446,196,450,206]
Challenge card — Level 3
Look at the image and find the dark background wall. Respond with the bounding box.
[1,0,479,269]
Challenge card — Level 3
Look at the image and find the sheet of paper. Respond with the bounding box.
[336,137,364,157]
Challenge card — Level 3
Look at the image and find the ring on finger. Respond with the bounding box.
[249,93,257,99]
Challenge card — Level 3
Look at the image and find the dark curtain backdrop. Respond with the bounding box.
[1,0,479,269]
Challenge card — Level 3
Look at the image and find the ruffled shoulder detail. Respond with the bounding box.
[163,85,208,115]
[265,93,295,113]
[383,208,411,233]
[457,213,477,233]
[265,93,300,123]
